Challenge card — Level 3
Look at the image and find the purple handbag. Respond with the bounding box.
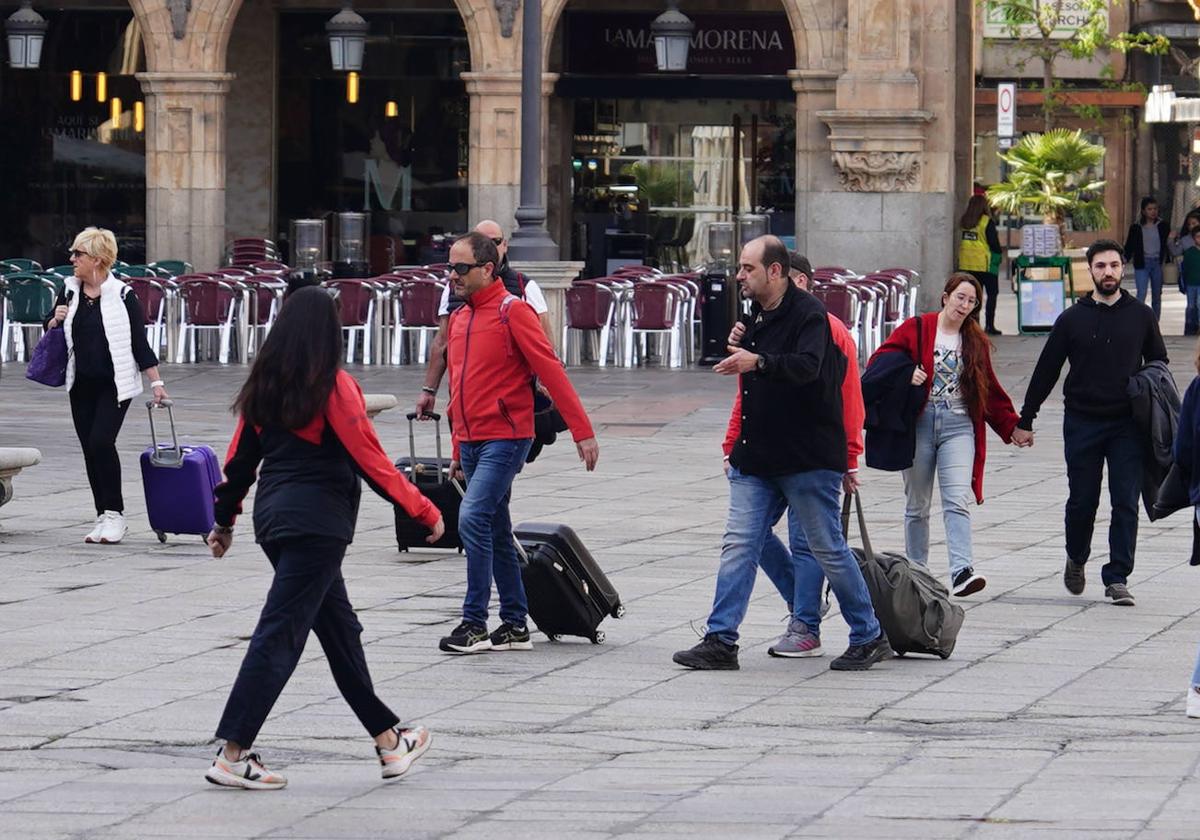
[25,326,68,387]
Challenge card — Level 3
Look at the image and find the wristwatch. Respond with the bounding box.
[755,354,767,372]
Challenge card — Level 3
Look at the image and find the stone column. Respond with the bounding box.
[509,260,584,357]
[462,72,522,233]
[136,72,233,271]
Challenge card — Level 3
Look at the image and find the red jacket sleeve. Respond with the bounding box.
[723,379,743,457]
[830,317,865,470]
[508,302,596,442]
[213,416,262,528]
[326,372,441,528]
[983,348,1020,442]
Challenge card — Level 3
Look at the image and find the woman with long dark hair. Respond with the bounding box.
[957,194,1004,335]
[204,286,444,790]
[870,274,1028,597]
[1123,196,1170,320]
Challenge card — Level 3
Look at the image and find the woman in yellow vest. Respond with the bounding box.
[957,194,1003,335]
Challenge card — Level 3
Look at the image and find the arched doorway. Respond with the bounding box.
[543,1,800,275]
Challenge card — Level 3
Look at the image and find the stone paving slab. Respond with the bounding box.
[3,317,1200,838]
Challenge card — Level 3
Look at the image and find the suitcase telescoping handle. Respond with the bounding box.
[146,398,184,468]
[405,411,446,483]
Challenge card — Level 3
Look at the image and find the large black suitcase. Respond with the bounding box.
[394,412,464,552]
[514,521,624,644]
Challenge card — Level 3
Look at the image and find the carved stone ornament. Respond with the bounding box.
[830,151,920,192]
[167,0,191,40]
[495,0,518,38]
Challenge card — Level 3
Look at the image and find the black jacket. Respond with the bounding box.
[861,350,925,472]
[1018,291,1167,428]
[1123,220,1170,269]
[1128,360,1181,517]
[730,283,847,477]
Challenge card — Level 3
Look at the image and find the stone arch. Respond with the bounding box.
[128,0,244,73]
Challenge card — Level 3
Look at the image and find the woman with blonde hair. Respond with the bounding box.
[44,227,168,543]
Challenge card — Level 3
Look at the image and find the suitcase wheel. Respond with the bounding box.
[155,530,167,544]
[545,633,563,643]
[613,604,626,619]
[590,631,605,645]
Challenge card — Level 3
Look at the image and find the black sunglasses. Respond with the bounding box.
[450,261,489,276]
[490,237,504,246]
[69,249,88,258]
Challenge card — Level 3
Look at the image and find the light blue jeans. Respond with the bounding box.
[707,466,880,646]
[902,403,976,579]
[1135,260,1164,320]
[758,505,825,634]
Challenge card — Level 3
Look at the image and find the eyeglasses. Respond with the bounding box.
[69,249,88,259]
[450,261,488,276]
[490,237,504,246]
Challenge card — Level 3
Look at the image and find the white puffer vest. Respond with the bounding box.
[63,273,143,403]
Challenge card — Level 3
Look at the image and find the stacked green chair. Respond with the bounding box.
[0,258,42,273]
[1,273,58,362]
[149,260,192,277]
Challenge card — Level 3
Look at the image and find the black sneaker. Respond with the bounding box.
[1104,583,1135,606]
[1063,559,1086,595]
[829,633,894,671]
[489,622,533,651]
[986,326,1003,336]
[438,621,492,654]
[951,567,987,597]
[672,634,739,670]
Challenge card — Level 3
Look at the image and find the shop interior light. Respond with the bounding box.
[96,71,107,102]
[651,0,694,73]
[110,96,121,127]
[326,5,367,72]
[5,1,47,70]
[586,159,598,171]
[385,99,398,118]
[346,71,359,104]
[69,69,82,101]
[572,158,583,171]
[134,100,144,132]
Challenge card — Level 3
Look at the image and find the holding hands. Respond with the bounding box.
[1011,427,1034,448]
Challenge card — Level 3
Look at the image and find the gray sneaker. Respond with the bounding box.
[768,619,823,658]
[1104,583,1135,606]
[1063,559,1086,595]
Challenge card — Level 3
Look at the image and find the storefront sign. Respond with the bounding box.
[565,12,795,76]
[997,82,1015,139]
[983,0,1107,40]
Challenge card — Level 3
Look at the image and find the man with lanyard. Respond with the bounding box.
[1015,238,1167,606]
[416,220,552,418]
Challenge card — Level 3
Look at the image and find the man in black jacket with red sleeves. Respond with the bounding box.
[672,235,889,671]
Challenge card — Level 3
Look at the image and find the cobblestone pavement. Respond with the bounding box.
[3,291,1200,838]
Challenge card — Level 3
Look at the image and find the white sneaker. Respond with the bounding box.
[1188,685,1200,719]
[84,515,106,544]
[204,748,287,790]
[96,511,126,544]
[376,725,432,779]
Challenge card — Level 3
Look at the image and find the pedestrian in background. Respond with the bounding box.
[206,287,444,790]
[44,227,168,544]
[1018,240,1167,607]
[1179,227,1200,336]
[870,273,1029,598]
[1170,339,1200,718]
[1123,196,1170,320]
[957,194,1004,335]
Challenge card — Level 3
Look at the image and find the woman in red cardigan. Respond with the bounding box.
[870,273,1028,597]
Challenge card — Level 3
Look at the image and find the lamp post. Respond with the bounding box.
[326,4,367,72]
[651,0,693,73]
[5,1,46,70]
[507,0,559,261]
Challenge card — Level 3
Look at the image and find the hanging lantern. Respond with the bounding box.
[134,100,144,132]
[650,0,694,73]
[346,71,359,104]
[5,1,47,70]
[110,96,121,127]
[384,100,398,118]
[69,69,82,101]
[96,71,107,102]
[326,5,367,72]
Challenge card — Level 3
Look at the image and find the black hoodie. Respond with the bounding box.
[1018,290,1167,428]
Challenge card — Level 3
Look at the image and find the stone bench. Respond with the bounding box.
[363,393,398,420]
[0,448,42,508]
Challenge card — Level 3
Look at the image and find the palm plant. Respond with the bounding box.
[986,129,1108,230]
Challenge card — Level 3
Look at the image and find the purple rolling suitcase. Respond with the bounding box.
[140,400,221,543]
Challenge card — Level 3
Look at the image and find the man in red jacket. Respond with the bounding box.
[724,250,865,658]
[438,232,600,654]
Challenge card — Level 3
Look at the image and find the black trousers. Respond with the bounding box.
[215,536,399,747]
[69,377,132,515]
[1063,410,1142,586]
[968,270,1000,330]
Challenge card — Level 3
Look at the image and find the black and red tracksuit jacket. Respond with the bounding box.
[213,370,439,543]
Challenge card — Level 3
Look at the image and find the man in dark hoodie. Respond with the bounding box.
[1017,239,1167,606]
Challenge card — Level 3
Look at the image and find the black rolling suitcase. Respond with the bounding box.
[514,521,624,644]
[394,412,464,551]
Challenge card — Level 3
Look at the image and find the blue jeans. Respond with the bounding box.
[708,466,880,645]
[459,438,533,627]
[1062,410,1141,586]
[757,505,826,634]
[1186,285,1200,335]
[902,403,976,579]
[1193,508,1200,686]
[1135,260,1164,320]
